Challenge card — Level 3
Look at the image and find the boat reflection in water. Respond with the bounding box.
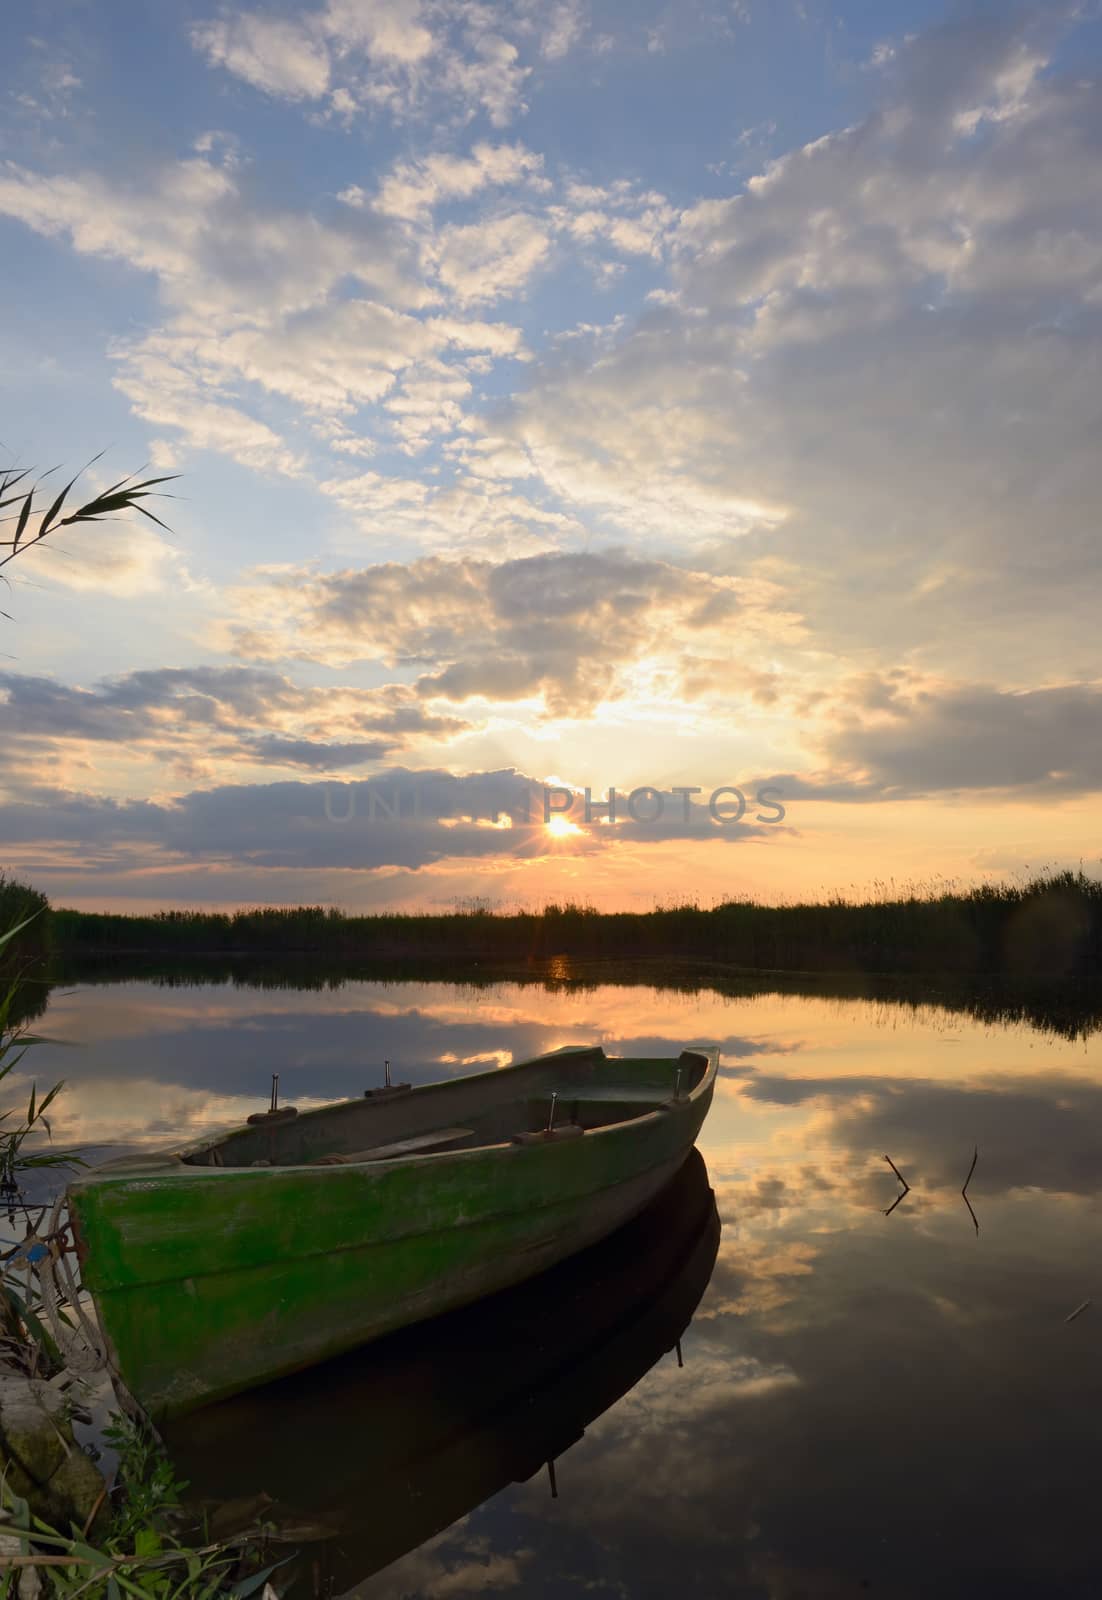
[164,1148,720,1592]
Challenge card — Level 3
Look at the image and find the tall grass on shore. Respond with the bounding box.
[0,875,50,974]
[46,869,1102,979]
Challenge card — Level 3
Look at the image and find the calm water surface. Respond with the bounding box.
[24,971,1102,1597]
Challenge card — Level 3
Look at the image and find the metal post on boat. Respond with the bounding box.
[270,1074,279,1113]
[384,1058,392,1089]
[673,1068,682,1102]
[547,1460,558,1499]
[546,1091,558,1133]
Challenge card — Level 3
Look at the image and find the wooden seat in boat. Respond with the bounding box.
[312,1127,474,1165]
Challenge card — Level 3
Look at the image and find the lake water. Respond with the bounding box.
[19,968,1102,1596]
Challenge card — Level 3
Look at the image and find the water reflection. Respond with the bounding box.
[12,970,1102,1593]
[164,1151,720,1595]
[31,952,1102,1040]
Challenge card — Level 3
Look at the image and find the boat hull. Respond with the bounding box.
[164,1148,721,1589]
[68,1056,715,1418]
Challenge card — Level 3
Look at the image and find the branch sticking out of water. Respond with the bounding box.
[883,1153,910,1217]
[962,1144,979,1235]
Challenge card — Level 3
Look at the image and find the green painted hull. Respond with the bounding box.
[67,1046,716,1419]
[164,1149,720,1588]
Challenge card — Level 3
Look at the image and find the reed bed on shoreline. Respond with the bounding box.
[22,869,1102,979]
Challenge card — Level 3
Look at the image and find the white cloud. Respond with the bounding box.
[322,0,434,63]
[551,195,675,260]
[0,156,419,322]
[429,211,551,304]
[17,524,188,598]
[440,21,530,127]
[191,14,330,100]
[375,141,545,221]
[541,0,586,60]
[0,152,447,472]
[384,363,472,450]
[191,0,529,126]
[112,353,307,478]
[312,468,577,556]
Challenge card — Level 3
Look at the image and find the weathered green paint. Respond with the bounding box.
[164,1149,720,1589]
[67,1045,716,1419]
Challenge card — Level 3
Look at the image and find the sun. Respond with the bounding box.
[545,815,581,840]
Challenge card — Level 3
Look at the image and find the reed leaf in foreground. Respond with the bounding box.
[0,457,178,574]
[0,915,83,1254]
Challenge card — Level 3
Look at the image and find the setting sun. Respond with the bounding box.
[546,815,582,840]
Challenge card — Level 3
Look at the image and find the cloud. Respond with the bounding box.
[0,150,502,473]
[127,302,522,429]
[809,674,1102,799]
[224,547,789,716]
[0,666,467,780]
[191,14,331,99]
[310,468,580,554]
[245,735,392,768]
[741,1068,1102,1200]
[428,211,552,304]
[375,142,546,221]
[321,0,434,65]
[439,16,530,127]
[383,362,473,449]
[0,765,772,881]
[16,523,188,597]
[0,138,557,477]
[191,0,528,127]
[540,0,586,60]
[549,184,676,262]
[111,350,308,477]
[491,8,1102,669]
[0,152,423,321]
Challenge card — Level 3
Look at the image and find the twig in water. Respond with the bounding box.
[961,1144,979,1235]
[883,1154,908,1187]
[1064,1299,1091,1325]
[883,1153,910,1217]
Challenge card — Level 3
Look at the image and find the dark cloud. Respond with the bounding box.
[825,680,1102,797]
[736,676,1102,804]
[0,666,467,771]
[0,767,776,876]
[246,736,391,769]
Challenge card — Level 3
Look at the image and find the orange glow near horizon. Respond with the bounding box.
[545,815,583,840]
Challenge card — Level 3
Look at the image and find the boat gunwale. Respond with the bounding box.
[67,1046,718,1187]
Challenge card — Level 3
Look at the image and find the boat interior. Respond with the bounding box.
[177,1047,711,1171]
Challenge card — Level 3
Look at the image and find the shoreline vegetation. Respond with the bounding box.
[4,870,1102,1040]
[21,869,1102,978]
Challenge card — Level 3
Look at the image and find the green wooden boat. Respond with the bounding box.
[165,1148,720,1589]
[67,1044,717,1419]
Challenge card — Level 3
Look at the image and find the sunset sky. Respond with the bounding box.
[3,0,1101,913]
